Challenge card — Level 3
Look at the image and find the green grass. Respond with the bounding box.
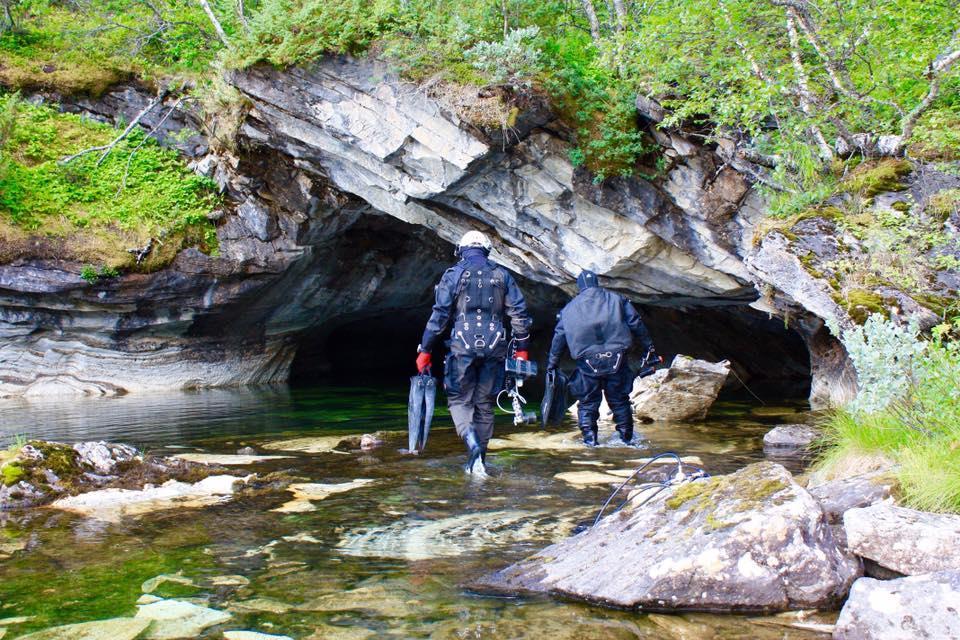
[0,93,219,270]
[816,338,960,513]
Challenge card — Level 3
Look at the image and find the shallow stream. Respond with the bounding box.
[0,385,829,639]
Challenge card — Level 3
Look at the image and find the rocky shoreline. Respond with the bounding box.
[474,424,960,639]
[3,428,958,638]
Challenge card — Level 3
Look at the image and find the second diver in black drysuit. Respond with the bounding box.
[415,230,533,471]
[547,270,657,446]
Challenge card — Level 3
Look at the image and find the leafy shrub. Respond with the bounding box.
[821,315,960,512]
[226,0,399,67]
[836,314,927,414]
[464,26,541,85]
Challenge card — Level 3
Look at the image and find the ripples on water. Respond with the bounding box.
[0,385,825,639]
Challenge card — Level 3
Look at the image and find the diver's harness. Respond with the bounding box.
[592,452,709,528]
[497,341,539,425]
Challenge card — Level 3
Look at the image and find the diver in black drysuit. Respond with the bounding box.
[547,270,657,446]
[416,232,532,469]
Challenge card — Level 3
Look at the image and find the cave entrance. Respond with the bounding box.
[289,298,811,402]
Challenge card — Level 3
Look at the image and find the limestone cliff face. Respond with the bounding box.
[1,56,952,403]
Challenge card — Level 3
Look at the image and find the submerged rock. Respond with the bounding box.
[223,632,294,640]
[134,599,231,640]
[260,436,352,454]
[303,626,376,640]
[762,425,820,452]
[629,355,730,421]
[14,618,150,640]
[475,462,859,612]
[338,509,581,561]
[172,453,292,466]
[487,431,585,452]
[272,479,375,513]
[843,503,960,575]
[50,475,248,522]
[834,572,960,639]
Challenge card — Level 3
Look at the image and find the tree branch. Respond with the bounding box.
[900,28,960,144]
[196,0,229,47]
[580,0,602,43]
[118,96,191,193]
[59,90,168,166]
[785,12,834,160]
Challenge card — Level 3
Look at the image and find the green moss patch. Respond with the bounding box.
[840,158,912,199]
[2,463,24,486]
[0,94,219,269]
[843,289,893,324]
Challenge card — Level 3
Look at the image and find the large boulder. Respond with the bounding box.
[834,572,960,640]
[843,503,960,575]
[630,355,730,421]
[474,462,860,612]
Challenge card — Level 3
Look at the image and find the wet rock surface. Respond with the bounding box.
[763,425,820,451]
[834,571,960,640]
[13,618,151,640]
[629,355,730,421]
[475,461,860,612]
[843,503,960,575]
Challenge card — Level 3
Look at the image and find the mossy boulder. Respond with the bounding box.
[840,158,912,199]
[0,440,227,510]
[474,462,860,612]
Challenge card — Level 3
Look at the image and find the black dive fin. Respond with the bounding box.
[408,373,436,453]
[541,368,571,428]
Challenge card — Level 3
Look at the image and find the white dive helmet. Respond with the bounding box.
[456,230,492,256]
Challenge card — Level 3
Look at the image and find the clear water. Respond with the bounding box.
[0,385,829,639]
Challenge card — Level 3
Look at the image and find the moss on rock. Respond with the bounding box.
[843,289,893,324]
[840,158,912,199]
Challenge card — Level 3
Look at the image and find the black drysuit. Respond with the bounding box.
[419,250,532,450]
[547,273,654,443]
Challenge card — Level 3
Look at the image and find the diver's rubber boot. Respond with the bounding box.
[463,429,483,473]
[616,425,633,445]
[581,427,598,447]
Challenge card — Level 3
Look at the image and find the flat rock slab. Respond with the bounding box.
[844,503,960,575]
[261,436,351,454]
[50,475,246,522]
[172,453,292,465]
[475,462,859,612]
[487,431,585,452]
[762,425,820,451]
[834,571,960,639]
[14,618,150,640]
[272,479,375,513]
[134,599,231,639]
[808,472,894,525]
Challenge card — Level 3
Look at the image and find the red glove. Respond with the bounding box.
[514,350,529,361]
[416,352,432,373]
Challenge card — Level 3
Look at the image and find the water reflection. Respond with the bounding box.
[0,386,822,639]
